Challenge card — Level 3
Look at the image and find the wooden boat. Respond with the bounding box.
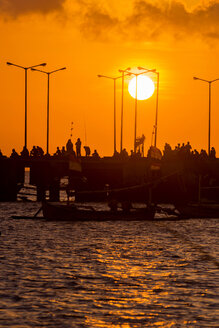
[175,202,219,218]
[42,201,156,221]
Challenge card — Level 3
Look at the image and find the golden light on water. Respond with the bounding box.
[128,75,155,100]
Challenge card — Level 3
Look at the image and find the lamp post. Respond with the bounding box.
[138,66,159,148]
[97,73,129,154]
[7,62,47,149]
[118,68,131,153]
[123,68,156,153]
[193,76,219,155]
[31,67,66,154]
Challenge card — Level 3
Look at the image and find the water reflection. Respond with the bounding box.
[0,203,218,327]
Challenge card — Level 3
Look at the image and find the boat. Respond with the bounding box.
[175,202,219,218]
[42,201,156,221]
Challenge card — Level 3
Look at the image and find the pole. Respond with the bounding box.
[208,82,211,156]
[154,72,159,147]
[47,73,50,154]
[134,75,138,153]
[120,72,124,152]
[113,79,116,154]
[24,68,27,149]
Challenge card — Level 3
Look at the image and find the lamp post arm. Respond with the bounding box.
[28,63,46,69]
[211,78,219,83]
[7,62,26,69]
[31,68,48,74]
[97,75,114,80]
[193,77,210,83]
[50,67,66,74]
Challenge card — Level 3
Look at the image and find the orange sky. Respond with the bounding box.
[0,0,219,156]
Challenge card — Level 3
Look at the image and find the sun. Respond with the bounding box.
[128,75,155,100]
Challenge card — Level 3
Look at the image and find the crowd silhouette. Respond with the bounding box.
[0,139,217,161]
[163,142,216,160]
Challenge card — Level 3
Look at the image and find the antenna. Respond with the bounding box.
[151,125,155,146]
[70,122,73,139]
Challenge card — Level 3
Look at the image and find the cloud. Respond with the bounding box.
[79,4,119,41]
[1,0,219,42]
[124,0,219,41]
[77,0,219,42]
[0,0,66,17]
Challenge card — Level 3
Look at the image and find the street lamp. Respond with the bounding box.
[98,72,130,154]
[118,68,131,153]
[31,67,66,154]
[193,76,219,155]
[7,61,46,149]
[122,68,156,153]
[138,66,159,148]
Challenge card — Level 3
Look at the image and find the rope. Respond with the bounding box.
[74,170,182,195]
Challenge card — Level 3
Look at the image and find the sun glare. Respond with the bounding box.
[128,75,155,100]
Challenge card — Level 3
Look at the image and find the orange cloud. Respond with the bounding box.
[1,0,219,42]
[78,0,219,42]
[0,0,65,16]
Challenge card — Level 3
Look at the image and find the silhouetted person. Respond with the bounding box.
[66,139,74,154]
[20,146,29,158]
[210,147,216,159]
[61,146,66,155]
[163,143,172,159]
[30,146,38,158]
[10,148,19,159]
[54,147,61,157]
[121,148,129,159]
[75,138,81,157]
[200,149,208,160]
[84,146,90,157]
[192,149,199,160]
[92,149,100,158]
[113,150,120,159]
[37,146,44,157]
[185,141,191,153]
[0,149,3,157]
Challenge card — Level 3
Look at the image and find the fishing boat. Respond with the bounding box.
[175,202,219,218]
[42,201,156,221]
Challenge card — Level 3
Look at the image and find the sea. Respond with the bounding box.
[0,180,218,327]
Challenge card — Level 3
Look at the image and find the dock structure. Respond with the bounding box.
[0,156,161,202]
[0,155,219,203]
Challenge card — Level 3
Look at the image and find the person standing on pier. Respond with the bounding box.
[66,139,74,154]
[75,138,82,157]
[10,149,19,159]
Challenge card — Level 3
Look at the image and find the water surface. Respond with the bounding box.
[0,202,218,327]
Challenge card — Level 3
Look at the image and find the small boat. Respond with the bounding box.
[42,201,156,221]
[175,202,219,219]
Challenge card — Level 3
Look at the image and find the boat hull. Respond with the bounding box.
[176,203,219,218]
[42,202,156,221]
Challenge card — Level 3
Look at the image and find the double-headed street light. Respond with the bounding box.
[31,67,66,154]
[97,72,130,154]
[138,67,159,148]
[122,68,156,153]
[118,68,131,153]
[193,76,219,155]
[7,62,47,149]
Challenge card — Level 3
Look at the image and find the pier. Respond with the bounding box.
[0,153,219,204]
